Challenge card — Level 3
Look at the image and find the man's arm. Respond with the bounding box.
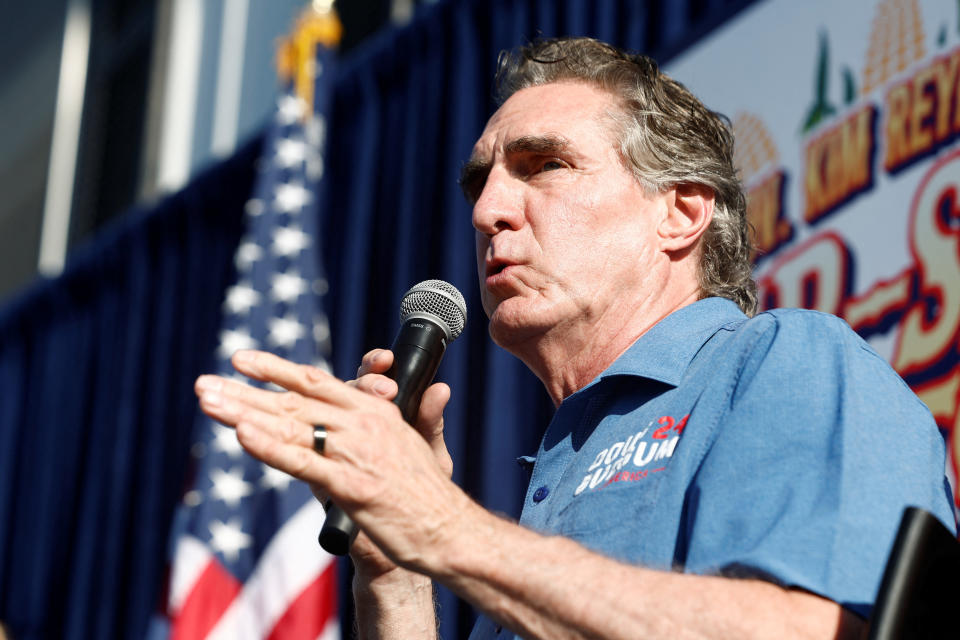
[425,498,864,640]
[196,350,864,640]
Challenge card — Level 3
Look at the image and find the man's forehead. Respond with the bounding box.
[470,82,617,159]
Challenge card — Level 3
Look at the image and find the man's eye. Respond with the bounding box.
[540,160,565,172]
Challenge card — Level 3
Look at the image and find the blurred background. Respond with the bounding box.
[0,0,446,299]
[2,1,957,639]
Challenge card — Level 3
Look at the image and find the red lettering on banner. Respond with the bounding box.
[844,269,914,334]
[891,149,960,379]
[758,232,853,315]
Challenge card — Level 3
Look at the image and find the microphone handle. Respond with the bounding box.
[318,320,448,555]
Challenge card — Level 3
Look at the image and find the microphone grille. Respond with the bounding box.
[400,280,467,340]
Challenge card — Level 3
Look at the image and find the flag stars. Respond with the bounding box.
[224,282,261,315]
[268,314,307,349]
[305,116,325,149]
[261,464,294,491]
[175,83,337,610]
[235,240,264,272]
[313,314,331,344]
[271,270,308,303]
[211,424,244,458]
[304,117,326,180]
[274,137,308,169]
[208,518,253,562]
[274,181,312,213]
[276,94,306,125]
[210,467,254,508]
[272,225,310,257]
[306,154,325,181]
[244,198,265,217]
[218,328,259,359]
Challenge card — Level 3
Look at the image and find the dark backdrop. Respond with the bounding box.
[0,1,759,637]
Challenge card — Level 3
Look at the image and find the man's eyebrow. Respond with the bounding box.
[504,134,570,156]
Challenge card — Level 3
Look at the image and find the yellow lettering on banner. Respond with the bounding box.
[884,46,960,172]
[805,137,827,218]
[844,107,874,194]
[747,170,792,259]
[934,50,960,141]
[893,151,960,376]
[804,105,875,223]
[885,83,912,171]
[910,65,936,152]
[757,232,851,314]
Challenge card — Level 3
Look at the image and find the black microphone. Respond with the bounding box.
[318,279,467,556]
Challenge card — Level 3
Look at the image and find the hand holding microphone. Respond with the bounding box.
[318,279,467,556]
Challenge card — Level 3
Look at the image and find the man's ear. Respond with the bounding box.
[657,183,714,253]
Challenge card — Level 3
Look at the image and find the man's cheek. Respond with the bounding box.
[480,290,497,318]
[475,236,488,270]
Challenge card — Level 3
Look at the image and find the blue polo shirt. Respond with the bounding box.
[470,298,955,639]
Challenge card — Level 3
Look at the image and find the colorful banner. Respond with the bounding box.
[668,0,960,500]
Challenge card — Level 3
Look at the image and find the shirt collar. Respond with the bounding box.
[589,297,746,388]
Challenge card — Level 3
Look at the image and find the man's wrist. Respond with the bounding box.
[353,564,432,600]
[353,567,437,639]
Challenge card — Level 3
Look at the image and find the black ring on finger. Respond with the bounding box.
[312,425,327,455]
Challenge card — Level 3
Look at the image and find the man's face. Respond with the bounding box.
[463,82,669,349]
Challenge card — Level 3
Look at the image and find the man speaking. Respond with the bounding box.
[195,37,955,638]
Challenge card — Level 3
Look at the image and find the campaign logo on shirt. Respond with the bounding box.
[573,414,689,496]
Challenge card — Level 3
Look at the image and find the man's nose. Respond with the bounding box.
[472,169,524,235]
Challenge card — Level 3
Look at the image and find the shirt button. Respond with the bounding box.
[532,486,549,502]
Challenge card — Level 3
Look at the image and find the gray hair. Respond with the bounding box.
[495,37,757,316]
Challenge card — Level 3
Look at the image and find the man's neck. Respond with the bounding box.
[511,289,702,407]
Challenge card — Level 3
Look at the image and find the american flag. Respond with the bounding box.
[163,45,339,640]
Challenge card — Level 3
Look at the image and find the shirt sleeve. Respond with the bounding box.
[680,309,956,618]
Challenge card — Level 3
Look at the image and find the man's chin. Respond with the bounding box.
[486,303,552,350]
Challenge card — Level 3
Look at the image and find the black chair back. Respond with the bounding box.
[868,507,960,639]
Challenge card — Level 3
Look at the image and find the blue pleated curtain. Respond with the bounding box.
[0,1,756,637]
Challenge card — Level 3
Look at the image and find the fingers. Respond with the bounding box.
[357,349,394,377]
[348,349,398,399]
[234,421,332,485]
[196,374,315,423]
[230,350,371,410]
[195,374,351,451]
[194,373,342,487]
[416,382,451,442]
[349,373,397,399]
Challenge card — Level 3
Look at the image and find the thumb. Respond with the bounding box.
[416,382,452,476]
